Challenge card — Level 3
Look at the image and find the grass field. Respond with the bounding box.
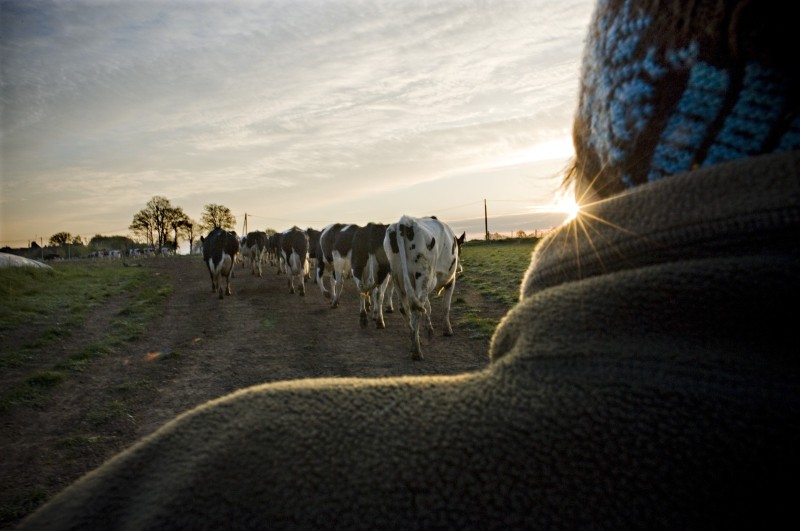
[451,238,539,339]
[0,240,538,412]
[0,262,172,412]
[460,238,538,305]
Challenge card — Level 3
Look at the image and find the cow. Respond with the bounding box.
[316,223,360,308]
[200,227,240,299]
[268,232,284,274]
[241,231,269,277]
[351,222,394,328]
[280,227,310,295]
[384,215,465,360]
[306,227,322,282]
[238,235,248,269]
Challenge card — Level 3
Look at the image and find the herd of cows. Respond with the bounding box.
[200,215,466,359]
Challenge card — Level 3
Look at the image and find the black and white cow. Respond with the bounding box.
[242,231,269,277]
[200,227,241,299]
[305,227,322,282]
[317,223,360,308]
[268,232,284,274]
[238,235,248,269]
[351,222,394,328]
[280,227,310,296]
[384,215,465,360]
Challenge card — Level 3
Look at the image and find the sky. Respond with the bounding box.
[1,0,595,251]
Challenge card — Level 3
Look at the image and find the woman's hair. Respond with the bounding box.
[566,0,799,201]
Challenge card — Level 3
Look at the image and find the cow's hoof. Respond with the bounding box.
[385,307,394,314]
[444,329,453,337]
[376,321,385,330]
[411,352,423,361]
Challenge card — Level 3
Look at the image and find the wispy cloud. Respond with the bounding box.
[1,0,594,244]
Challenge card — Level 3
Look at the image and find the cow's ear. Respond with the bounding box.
[458,232,466,245]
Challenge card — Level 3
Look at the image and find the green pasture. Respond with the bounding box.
[453,238,539,339]
[0,242,537,411]
[0,260,171,412]
[459,238,537,305]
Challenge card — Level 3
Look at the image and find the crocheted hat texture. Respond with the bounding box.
[572,0,800,199]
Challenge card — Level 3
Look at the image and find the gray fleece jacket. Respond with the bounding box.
[19,151,800,530]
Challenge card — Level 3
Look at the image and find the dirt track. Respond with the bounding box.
[1,254,506,528]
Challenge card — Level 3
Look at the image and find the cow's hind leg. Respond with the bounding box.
[410,312,423,361]
[372,288,385,329]
[359,293,369,327]
[441,279,456,336]
[217,273,224,299]
[330,273,343,308]
[424,298,435,339]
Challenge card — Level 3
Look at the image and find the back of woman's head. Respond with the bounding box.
[568,0,799,201]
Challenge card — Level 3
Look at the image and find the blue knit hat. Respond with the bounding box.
[570,0,800,199]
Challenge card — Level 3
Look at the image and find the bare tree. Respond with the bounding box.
[48,232,72,246]
[129,196,188,250]
[130,210,155,247]
[172,217,195,254]
[200,204,236,232]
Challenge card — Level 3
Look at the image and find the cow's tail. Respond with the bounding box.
[289,248,301,275]
[397,217,426,313]
[357,257,378,294]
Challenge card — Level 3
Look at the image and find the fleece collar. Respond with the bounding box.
[521,150,800,297]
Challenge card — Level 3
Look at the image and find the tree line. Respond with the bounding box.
[28,197,239,258]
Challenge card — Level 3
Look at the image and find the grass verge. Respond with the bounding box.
[0,260,172,413]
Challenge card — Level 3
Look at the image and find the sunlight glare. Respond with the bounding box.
[528,186,581,225]
[556,189,580,223]
[492,137,574,168]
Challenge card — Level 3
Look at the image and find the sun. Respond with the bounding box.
[557,192,581,223]
[527,186,582,224]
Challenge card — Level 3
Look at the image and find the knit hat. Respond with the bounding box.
[569,0,800,200]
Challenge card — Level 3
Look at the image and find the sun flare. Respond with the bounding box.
[528,187,581,225]
[556,191,581,223]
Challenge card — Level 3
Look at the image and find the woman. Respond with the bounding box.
[20,1,799,528]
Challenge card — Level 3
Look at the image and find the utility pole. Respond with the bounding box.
[242,213,248,236]
[484,199,489,241]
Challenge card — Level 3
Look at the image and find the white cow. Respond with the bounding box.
[384,215,465,360]
[201,228,241,299]
[351,223,394,328]
[316,223,360,308]
[280,227,310,295]
[242,231,269,277]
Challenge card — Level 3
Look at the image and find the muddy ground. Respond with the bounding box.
[0,254,510,528]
